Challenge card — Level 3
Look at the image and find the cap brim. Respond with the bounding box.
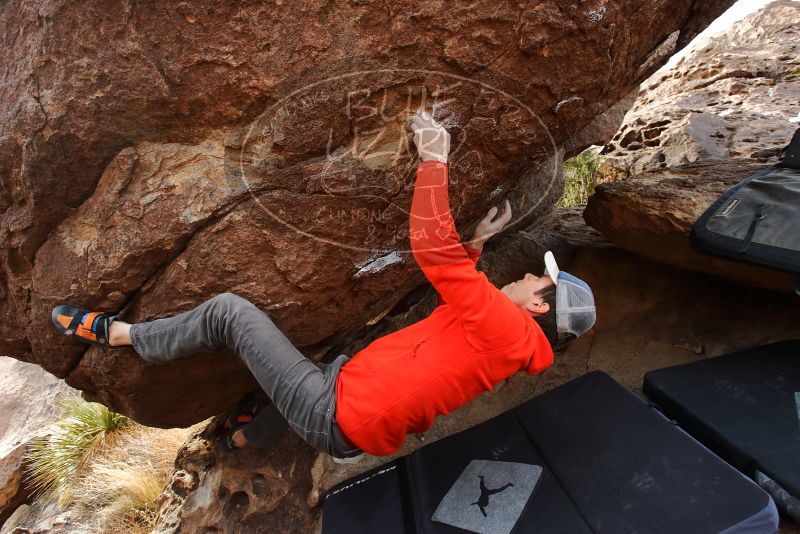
[543,251,560,286]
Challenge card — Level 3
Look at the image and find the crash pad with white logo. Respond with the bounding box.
[431,460,541,534]
[323,371,778,533]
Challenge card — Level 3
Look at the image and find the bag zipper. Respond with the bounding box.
[738,204,767,254]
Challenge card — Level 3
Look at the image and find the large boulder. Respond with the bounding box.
[564,89,638,159]
[584,159,798,293]
[1,0,734,426]
[0,357,73,528]
[601,0,800,176]
[152,208,800,533]
[585,0,800,292]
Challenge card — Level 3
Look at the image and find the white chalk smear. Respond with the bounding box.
[431,102,461,129]
[354,251,403,278]
[587,5,606,23]
[555,96,584,113]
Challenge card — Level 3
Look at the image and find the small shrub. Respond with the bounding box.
[23,399,194,534]
[26,397,132,505]
[74,425,192,533]
[558,150,602,207]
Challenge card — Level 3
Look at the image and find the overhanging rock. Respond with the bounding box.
[0,0,734,426]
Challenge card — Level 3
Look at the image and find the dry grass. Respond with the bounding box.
[24,397,195,534]
[72,425,191,533]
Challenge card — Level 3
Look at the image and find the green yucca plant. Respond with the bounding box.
[26,397,132,506]
[558,150,603,207]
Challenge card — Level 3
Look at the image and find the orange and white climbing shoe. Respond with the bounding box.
[51,304,118,348]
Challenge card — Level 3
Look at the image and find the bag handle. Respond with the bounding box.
[778,127,800,170]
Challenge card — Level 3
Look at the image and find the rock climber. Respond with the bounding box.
[51,111,596,459]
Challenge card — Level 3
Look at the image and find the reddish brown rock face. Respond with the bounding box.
[0,0,733,426]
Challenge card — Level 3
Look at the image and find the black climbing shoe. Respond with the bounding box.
[218,393,261,451]
[218,433,241,453]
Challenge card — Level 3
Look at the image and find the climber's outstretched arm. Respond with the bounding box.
[408,113,526,344]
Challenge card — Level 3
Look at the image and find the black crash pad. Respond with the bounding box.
[644,340,800,516]
[323,371,777,534]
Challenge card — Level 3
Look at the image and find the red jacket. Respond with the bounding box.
[335,161,554,456]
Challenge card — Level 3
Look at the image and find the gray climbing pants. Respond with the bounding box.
[128,292,361,458]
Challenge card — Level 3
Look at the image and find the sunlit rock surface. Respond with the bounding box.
[585,1,800,292]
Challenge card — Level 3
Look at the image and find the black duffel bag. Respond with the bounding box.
[691,128,800,293]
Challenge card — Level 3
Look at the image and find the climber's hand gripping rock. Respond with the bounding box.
[410,111,450,163]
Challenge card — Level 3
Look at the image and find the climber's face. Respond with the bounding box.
[501,273,553,316]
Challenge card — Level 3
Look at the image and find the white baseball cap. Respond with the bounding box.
[542,251,596,340]
[544,251,560,285]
